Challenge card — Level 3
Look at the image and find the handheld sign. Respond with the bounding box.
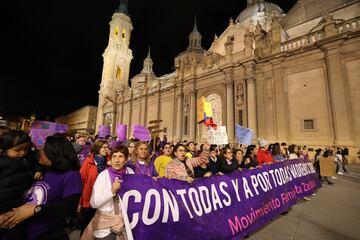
[133,125,151,141]
[116,124,127,141]
[98,125,111,138]
[206,126,228,145]
[197,96,213,122]
[235,124,254,145]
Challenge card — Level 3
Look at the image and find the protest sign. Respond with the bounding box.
[235,124,254,145]
[30,121,68,147]
[133,125,151,141]
[119,159,321,240]
[98,125,111,138]
[206,126,228,145]
[117,124,127,141]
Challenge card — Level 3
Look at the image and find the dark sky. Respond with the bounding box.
[2,0,296,120]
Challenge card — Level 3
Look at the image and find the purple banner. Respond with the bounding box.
[132,125,151,141]
[119,159,321,240]
[98,125,111,138]
[116,124,127,141]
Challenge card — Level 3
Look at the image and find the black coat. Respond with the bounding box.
[218,157,239,174]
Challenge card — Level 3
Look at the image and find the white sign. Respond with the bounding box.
[206,126,228,145]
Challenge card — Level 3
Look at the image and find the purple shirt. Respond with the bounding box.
[78,145,91,165]
[24,170,82,240]
[135,161,158,177]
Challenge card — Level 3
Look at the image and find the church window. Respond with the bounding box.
[303,119,314,130]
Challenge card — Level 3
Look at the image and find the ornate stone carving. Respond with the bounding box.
[236,83,245,106]
[224,35,234,55]
[244,28,254,56]
[200,52,222,69]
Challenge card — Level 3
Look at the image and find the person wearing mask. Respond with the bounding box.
[78,140,109,234]
[154,143,172,177]
[256,139,273,165]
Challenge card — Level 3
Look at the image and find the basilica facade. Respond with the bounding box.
[96,0,360,161]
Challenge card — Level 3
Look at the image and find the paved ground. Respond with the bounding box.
[70,164,360,240]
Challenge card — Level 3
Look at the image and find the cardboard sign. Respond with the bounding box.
[206,126,228,145]
[235,124,254,145]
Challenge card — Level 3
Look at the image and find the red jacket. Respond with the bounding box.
[257,149,273,165]
[79,154,99,208]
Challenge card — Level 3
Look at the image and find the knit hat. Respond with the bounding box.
[258,138,268,148]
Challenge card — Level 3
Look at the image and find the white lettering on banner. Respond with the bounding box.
[162,189,179,223]
[122,190,141,229]
[120,161,318,230]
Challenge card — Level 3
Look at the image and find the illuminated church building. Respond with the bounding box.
[96,0,360,160]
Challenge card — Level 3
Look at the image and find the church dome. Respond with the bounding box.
[235,0,283,24]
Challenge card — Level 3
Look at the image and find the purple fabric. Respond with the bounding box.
[109,140,121,150]
[134,161,158,177]
[133,125,151,141]
[119,159,321,240]
[116,124,127,141]
[30,121,68,147]
[107,167,127,184]
[99,125,111,138]
[78,145,91,165]
[24,170,82,240]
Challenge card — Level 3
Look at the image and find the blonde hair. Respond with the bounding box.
[131,141,150,166]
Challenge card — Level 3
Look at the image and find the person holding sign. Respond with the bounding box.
[166,143,210,183]
[82,146,134,240]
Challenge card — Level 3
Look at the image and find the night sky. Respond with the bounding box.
[2,0,296,120]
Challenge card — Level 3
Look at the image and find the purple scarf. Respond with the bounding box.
[107,166,127,184]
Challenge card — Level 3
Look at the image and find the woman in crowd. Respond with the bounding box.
[81,146,134,240]
[288,144,299,160]
[256,139,273,165]
[233,149,244,168]
[272,143,287,162]
[218,146,239,173]
[166,143,209,182]
[78,139,109,234]
[240,145,258,169]
[1,134,82,240]
[132,141,158,177]
[154,142,172,177]
[207,145,220,175]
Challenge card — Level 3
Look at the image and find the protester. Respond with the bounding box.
[272,143,287,162]
[208,145,219,174]
[0,130,43,240]
[240,145,258,169]
[78,140,109,234]
[166,143,209,182]
[185,141,196,158]
[154,142,172,177]
[335,149,344,175]
[319,149,335,185]
[218,146,239,173]
[256,139,273,165]
[233,148,243,167]
[81,146,134,240]
[132,141,158,177]
[1,134,82,240]
[288,144,299,160]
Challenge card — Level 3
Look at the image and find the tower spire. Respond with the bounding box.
[193,16,199,32]
[118,0,129,15]
[146,46,151,59]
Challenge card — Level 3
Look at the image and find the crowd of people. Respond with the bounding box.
[0,126,351,240]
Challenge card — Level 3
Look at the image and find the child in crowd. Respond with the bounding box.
[0,130,43,240]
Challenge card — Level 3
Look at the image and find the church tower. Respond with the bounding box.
[96,0,133,133]
[187,18,204,53]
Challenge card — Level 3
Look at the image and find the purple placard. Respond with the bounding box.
[119,159,321,240]
[132,124,151,141]
[30,121,69,147]
[116,124,127,141]
[98,125,111,138]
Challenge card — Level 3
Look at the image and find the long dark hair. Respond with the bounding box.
[44,135,80,172]
[0,129,31,157]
